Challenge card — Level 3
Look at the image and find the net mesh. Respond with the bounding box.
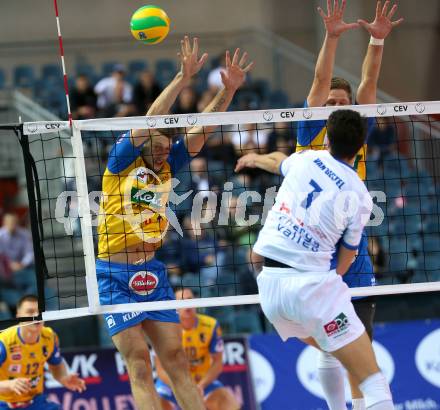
[18,102,440,321]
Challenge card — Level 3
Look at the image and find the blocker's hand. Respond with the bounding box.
[318,0,359,38]
[60,374,86,393]
[221,48,254,92]
[235,153,259,172]
[178,36,209,81]
[357,1,404,40]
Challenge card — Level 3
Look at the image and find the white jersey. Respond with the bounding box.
[254,150,373,272]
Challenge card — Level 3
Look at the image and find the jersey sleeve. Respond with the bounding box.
[167,138,192,175]
[296,100,327,148]
[107,132,143,174]
[209,323,224,354]
[0,341,6,366]
[342,189,373,250]
[280,152,300,177]
[47,332,63,366]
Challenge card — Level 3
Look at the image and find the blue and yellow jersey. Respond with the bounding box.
[97,133,191,259]
[182,314,224,383]
[296,100,375,181]
[0,326,62,403]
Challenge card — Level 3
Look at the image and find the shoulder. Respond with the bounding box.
[0,326,17,342]
[41,327,57,342]
[197,314,218,330]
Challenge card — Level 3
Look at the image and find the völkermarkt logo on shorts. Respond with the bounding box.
[415,328,440,388]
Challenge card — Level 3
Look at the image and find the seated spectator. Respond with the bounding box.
[174,86,198,114]
[181,216,218,284]
[132,70,161,115]
[155,227,184,286]
[189,157,211,197]
[368,117,397,158]
[266,122,296,154]
[94,64,135,117]
[229,124,269,156]
[216,195,259,249]
[201,133,237,171]
[70,74,97,120]
[0,213,35,293]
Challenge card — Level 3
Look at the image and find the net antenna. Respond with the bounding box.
[53,0,73,124]
[22,100,440,322]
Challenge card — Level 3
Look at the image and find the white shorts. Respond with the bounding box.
[257,267,365,352]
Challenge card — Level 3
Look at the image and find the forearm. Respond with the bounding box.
[308,35,339,107]
[0,381,12,394]
[185,87,235,156]
[131,72,189,143]
[336,247,357,275]
[255,152,287,175]
[147,72,188,116]
[197,87,235,135]
[357,45,383,104]
[49,362,68,384]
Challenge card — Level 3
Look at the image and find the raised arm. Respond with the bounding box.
[308,0,359,107]
[356,1,403,104]
[235,151,288,175]
[131,36,208,145]
[184,48,254,156]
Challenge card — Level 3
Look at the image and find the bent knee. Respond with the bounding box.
[123,349,153,383]
[161,347,189,373]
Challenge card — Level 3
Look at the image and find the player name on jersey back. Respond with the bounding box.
[254,150,372,273]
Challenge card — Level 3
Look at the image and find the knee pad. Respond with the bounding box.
[359,372,392,408]
[317,350,341,369]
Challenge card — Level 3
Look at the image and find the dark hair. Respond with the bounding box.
[16,294,38,310]
[331,77,353,103]
[327,109,367,160]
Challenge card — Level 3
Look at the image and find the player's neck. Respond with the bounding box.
[329,151,355,168]
[18,327,40,344]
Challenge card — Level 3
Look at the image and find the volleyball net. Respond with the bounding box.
[9,100,440,322]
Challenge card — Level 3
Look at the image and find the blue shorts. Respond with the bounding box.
[155,379,224,406]
[0,395,60,410]
[96,258,179,337]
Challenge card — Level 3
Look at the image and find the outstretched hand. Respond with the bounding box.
[235,153,259,172]
[60,374,86,393]
[318,0,359,38]
[221,48,255,92]
[178,36,209,81]
[357,1,404,40]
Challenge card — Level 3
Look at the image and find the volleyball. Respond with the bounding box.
[130,5,170,45]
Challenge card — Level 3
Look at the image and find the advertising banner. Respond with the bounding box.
[45,336,257,410]
[249,319,440,410]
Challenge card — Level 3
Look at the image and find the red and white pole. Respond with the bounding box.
[53,0,72,125]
